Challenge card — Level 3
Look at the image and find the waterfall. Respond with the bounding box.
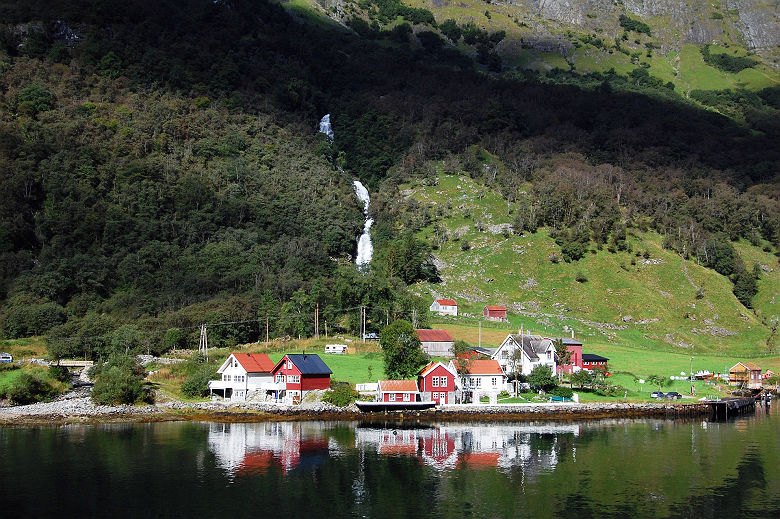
[318,114,334,142]
[353,180,373,266]
[318,113,373,266]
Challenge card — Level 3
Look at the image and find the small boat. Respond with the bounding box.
[355,401,438,412]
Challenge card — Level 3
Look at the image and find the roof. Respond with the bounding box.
[560,338,583,346]
[503,334,550,361]
[436,299,457,306]
[378,380,419,393]
[462,359,504,375]
[232,353,275,373]
[282,354,333,375]
[419,361,455,378]
[730,362,761,371]
[416,329,454,342]
[484,305,507,312]
[582,354,609,362]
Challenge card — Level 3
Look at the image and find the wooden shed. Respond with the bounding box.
[729,362,762,389]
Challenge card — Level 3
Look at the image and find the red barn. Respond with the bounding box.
[271,354,332,404]
[377,380,420,402]
[483,305,508,322]
[557,338,583,375]
[418,361,457,404]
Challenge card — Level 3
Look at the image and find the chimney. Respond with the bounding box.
[571,329,575,339]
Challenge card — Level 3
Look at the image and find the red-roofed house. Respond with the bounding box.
[209,352,276,401]
[416,329,455,357]
[430,298,458,316]
[453,359,506,403]
[377,380,420,402]
[483,305,508,322]
[418,361,458,404]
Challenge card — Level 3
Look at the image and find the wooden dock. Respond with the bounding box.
[707,397,756,420]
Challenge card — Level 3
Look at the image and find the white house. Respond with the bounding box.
[492,334,557,376]
[452,359,506,404]
[429,298,458,316]
[208,353,278,401]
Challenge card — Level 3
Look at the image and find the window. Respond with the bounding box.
[502,350,508,359]
[432,392,438,400]
[289,375,300,383]
[439,377,447,388]
[432,376,439,387]
[492,377,497,386]
[276,374,285,383]
[389,394,396,402]
[403,393,410,402]
[475,378,482,388]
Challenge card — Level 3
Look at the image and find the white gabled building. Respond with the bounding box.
[492,334,557,376]
[429,298,458,316]
[208,352,278,401]
[452,359,506,404]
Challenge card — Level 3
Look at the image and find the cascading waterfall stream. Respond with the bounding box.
[352,180,373,266]
[318,114,373,266]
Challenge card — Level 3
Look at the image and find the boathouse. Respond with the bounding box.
[729,362,762,389]
[377,380,420,402]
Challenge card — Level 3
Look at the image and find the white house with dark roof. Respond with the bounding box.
[492,334,556,376]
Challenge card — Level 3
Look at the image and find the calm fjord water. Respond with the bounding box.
[1,412,777,518]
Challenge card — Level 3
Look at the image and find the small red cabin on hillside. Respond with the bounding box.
[483,305,507,322]
[271,354,332,403]
[418,361,457,404]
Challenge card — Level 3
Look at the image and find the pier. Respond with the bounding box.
[707,397,756,420]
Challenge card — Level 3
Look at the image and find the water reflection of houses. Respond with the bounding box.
[207,422,333,475]
[355,424,579,474]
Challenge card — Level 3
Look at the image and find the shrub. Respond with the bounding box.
[528,365,556,391]
[322,384,358,407]
[549,386,574,399]
[575,271,588,283]
[17,84,54,115]
[6,372,57,404]
[90,354,151,405]
[460,239,471,251]
[181,362,219,397]
[48,365,71,383]
[618,15,651,36]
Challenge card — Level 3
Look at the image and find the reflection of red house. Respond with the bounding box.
[421,430,456,469]
[459,452,500,469]
[557,338,583,375]
[378,430,418,456]
[238,450,276,475]
[483,305,507,321]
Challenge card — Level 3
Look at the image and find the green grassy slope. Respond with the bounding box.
[406,172,778,356]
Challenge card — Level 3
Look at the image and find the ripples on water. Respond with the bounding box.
[0,410,777,518]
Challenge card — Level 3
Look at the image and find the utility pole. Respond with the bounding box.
[479,321,482,348]
[315,302,320,339]
[412,309,418,328]
[198,324,209,361]
[265,314,269,346]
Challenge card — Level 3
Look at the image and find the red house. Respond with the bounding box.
[582,353,609,371]
[377,380,420,402]
[557,338,583,375]
[483,305,507,322]
[418,361,457,404]
[271,354,332,403]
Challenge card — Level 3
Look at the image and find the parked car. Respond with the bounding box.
[666,392,682,400]
[650,391,665,398]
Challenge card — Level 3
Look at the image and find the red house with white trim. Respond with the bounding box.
[582,353,609,371]
[377,380,420,402]
[483,305,507,322]
[270,354,332,404]
[418,361,457,404]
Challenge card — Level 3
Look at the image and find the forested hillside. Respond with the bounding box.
[0,0,777,357]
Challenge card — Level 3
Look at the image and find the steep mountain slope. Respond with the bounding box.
[301,0,779,92]
[403,172,778,355]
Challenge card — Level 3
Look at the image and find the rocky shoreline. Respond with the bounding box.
[0,387,713,425]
